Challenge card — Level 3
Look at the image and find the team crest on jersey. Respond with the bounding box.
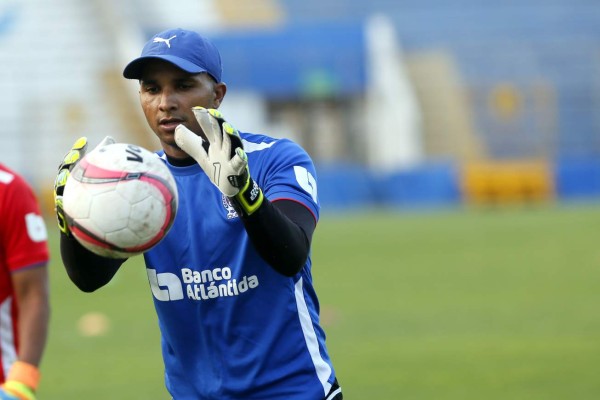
[222,195,239,219]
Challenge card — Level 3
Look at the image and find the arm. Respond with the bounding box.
[240,199,316,276]
[60,233,125,292]
[10,266,49,367]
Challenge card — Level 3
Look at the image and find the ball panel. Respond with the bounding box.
[89,191,132,232]
[63,179,94,219]
[106,228,143,249]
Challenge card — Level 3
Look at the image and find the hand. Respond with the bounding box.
[175,107,264,215]
[175,107,246,197]
[0,384,35,400]
[54,136,115,235]
[0,362,40,400]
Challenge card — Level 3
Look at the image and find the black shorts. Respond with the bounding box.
[325,378,343,400]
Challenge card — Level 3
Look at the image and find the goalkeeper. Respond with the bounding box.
[55,28,342,400]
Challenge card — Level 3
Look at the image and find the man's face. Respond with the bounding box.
[139,59,226,159]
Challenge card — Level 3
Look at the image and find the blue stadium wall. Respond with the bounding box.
[315,160,600,211]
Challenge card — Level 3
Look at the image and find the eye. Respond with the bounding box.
[178,82,193,90]
[175,78,197,90]
[141,83,159,94]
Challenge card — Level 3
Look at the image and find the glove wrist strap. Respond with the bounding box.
[6,361,40,391]
[232,177,264,216]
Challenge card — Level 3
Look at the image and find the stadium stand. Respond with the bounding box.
[3,0,600,211]
[275,0,600,207]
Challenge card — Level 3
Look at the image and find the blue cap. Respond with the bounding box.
[123,28,222,82]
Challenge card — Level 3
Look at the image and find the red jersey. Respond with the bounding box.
[0,164,49,379]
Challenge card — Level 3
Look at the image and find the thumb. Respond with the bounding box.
[94,136,116,151]
[175,124,208,161]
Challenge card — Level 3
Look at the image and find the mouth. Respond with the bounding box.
[159,117,185,133]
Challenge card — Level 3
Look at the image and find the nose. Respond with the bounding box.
[158,88,178,112]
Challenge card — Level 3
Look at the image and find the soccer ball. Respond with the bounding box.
[62,142,178,258]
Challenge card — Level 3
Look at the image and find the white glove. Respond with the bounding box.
[175,107,247,197]
[174,107,263,215]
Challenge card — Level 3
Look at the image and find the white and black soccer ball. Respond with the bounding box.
[63,143,178,259]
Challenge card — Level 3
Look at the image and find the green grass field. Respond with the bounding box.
[38,204,600,399]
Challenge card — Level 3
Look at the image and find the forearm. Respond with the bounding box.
[240,199,315,277]
[16,291,49,367]
[60,233,125,292]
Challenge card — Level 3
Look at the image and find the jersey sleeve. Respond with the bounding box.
[251,138,320,222]
[0,173,49,272]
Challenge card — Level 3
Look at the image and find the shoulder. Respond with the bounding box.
[0,165,47,251]
[240,132,310,160]
[240,131,279,152]
[0,163,16,186]
[240,132,316,180]
[239,132,319,215]
[0,164,32,197]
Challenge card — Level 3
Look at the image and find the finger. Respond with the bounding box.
[207,108,224,120]
[71,136,88,151]
[175,124,208,162]
[221,123,232,161]
[193,107,222,147]
[60,137,88,170]
[61,149,83,168]
[230,148,248,175]
[54,169,70,197]
[222,122,243,156]
[191,107,210,141]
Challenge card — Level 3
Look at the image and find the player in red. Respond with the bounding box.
[0,164,50,400]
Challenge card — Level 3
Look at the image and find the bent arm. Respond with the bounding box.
[240,199,316,277]
[60,233,126,292]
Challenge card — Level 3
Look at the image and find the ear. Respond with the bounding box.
[213,82,227,108]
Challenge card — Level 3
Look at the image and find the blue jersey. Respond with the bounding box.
[144,132,336,400]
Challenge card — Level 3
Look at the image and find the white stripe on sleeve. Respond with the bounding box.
[0,297,16,375]
[294,277,332,396]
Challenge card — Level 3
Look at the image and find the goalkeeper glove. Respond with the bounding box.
[54,136,115,235]
[174,107,264,216]
[0,361,40,400]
